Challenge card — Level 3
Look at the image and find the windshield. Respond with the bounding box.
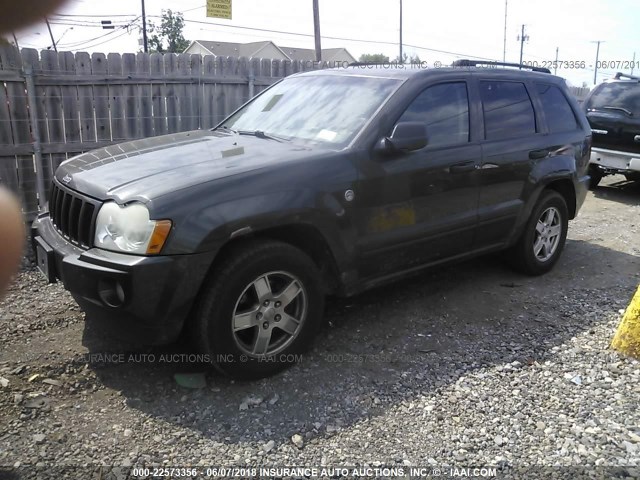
[220,74,401,147]
[586,82,640,116]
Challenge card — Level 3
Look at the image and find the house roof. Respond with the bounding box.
[279,46,354,62]
[193,40,288,59]
[188,40,355,62]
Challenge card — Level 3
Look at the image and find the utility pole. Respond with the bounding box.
[399,0,403,63]
[141,0,148,53]
[11,31,19,50]
[503,0,508,62]
[312,0,321,62]
[517,24,529,66]
[554,47,559,75]
[592,40,603,85]
[45,18,57,52]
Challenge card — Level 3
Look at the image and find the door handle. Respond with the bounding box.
[529,149,549,160]
[448,161,477,174]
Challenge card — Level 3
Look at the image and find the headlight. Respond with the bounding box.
[94,202,172,255]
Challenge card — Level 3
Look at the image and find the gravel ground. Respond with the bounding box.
[0,176,639,480]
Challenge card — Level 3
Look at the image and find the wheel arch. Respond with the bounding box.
[204,223,344,297]
[544,178,577,219]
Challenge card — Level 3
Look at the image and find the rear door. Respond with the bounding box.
[474,78,548,249]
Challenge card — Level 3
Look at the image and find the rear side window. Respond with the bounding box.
[396,82,469,147]
[536,83,579,133]
[480,81,536,140]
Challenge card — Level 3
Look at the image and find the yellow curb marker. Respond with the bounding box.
[611,285,640,359]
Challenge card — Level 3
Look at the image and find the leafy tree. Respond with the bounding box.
[358,53,390,63]
[396,52,408,64]
[395,53,421,64]
[148,9,190,54]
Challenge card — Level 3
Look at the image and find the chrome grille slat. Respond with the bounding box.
[48,182,100,248]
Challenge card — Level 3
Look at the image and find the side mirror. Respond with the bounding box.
[380,121,428,153]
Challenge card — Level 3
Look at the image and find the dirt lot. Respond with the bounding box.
[0,176,639,479]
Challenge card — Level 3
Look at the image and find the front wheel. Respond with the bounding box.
[508,190,569,276]
[192,240,325,379]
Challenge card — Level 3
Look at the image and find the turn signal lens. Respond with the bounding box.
[146,220,172,254]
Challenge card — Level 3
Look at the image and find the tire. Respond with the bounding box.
[509,190,569,276]
[588,166,602,190]
[192,240,325,380]
[624,173,640,183]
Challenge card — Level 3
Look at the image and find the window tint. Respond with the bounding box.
[224,75,400,147]
[396,82,469,147]
[480,81,536,140]
[585,81,640,116]
[536,83,579,133]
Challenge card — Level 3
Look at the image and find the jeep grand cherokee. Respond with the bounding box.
[32,60,591,378]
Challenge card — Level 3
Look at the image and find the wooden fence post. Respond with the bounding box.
[23,65,46,211]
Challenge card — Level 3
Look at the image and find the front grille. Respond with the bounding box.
[48,182,99,248]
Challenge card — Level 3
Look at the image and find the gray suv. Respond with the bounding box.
[32,60,592,378]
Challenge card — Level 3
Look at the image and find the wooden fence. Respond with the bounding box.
[0,47,330,219]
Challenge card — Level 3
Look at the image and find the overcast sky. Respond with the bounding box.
[9,0,640,87]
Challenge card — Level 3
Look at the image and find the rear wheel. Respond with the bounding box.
[624,172,640,183]
[192,240,325,379]
[509,190,568,276]
[588,165,602,190]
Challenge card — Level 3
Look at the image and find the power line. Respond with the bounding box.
[70,28,133,50]
[166,16,498,62]
[56,17,139,49]
[52,13,138,18]
[48,21,133,28]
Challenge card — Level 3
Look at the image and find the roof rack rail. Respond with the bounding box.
[347,61,402,67]
[452,59,551,74]
[614,72,640,81]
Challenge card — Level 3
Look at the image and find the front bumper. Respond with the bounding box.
[32,214,216,345]
[589,147,640,174]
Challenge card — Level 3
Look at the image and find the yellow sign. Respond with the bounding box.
[207,0,232,19]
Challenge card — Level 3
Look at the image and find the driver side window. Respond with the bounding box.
[396,82,470,147]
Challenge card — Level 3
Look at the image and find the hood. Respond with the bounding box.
[55,130,321,202]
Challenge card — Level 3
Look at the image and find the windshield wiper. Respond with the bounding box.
[236,130,287,142]
[214,125,238,134]
[601,106,634,116]
[214,126,287,142]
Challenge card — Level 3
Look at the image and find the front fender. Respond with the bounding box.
[165,188,356,277]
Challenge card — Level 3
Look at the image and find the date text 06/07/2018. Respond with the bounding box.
[522,59,640,70]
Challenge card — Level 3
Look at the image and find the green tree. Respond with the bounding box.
[148,9,190,54]
[394,53,421,64]
[358,53,390,63]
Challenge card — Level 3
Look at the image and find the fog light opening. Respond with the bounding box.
[98,279,126,308]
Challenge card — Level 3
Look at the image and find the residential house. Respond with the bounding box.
[184,40,356,64]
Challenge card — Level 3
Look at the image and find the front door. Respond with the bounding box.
[354,81,481,280]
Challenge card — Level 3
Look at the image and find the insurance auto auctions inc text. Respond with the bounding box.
[201,466,498,478]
